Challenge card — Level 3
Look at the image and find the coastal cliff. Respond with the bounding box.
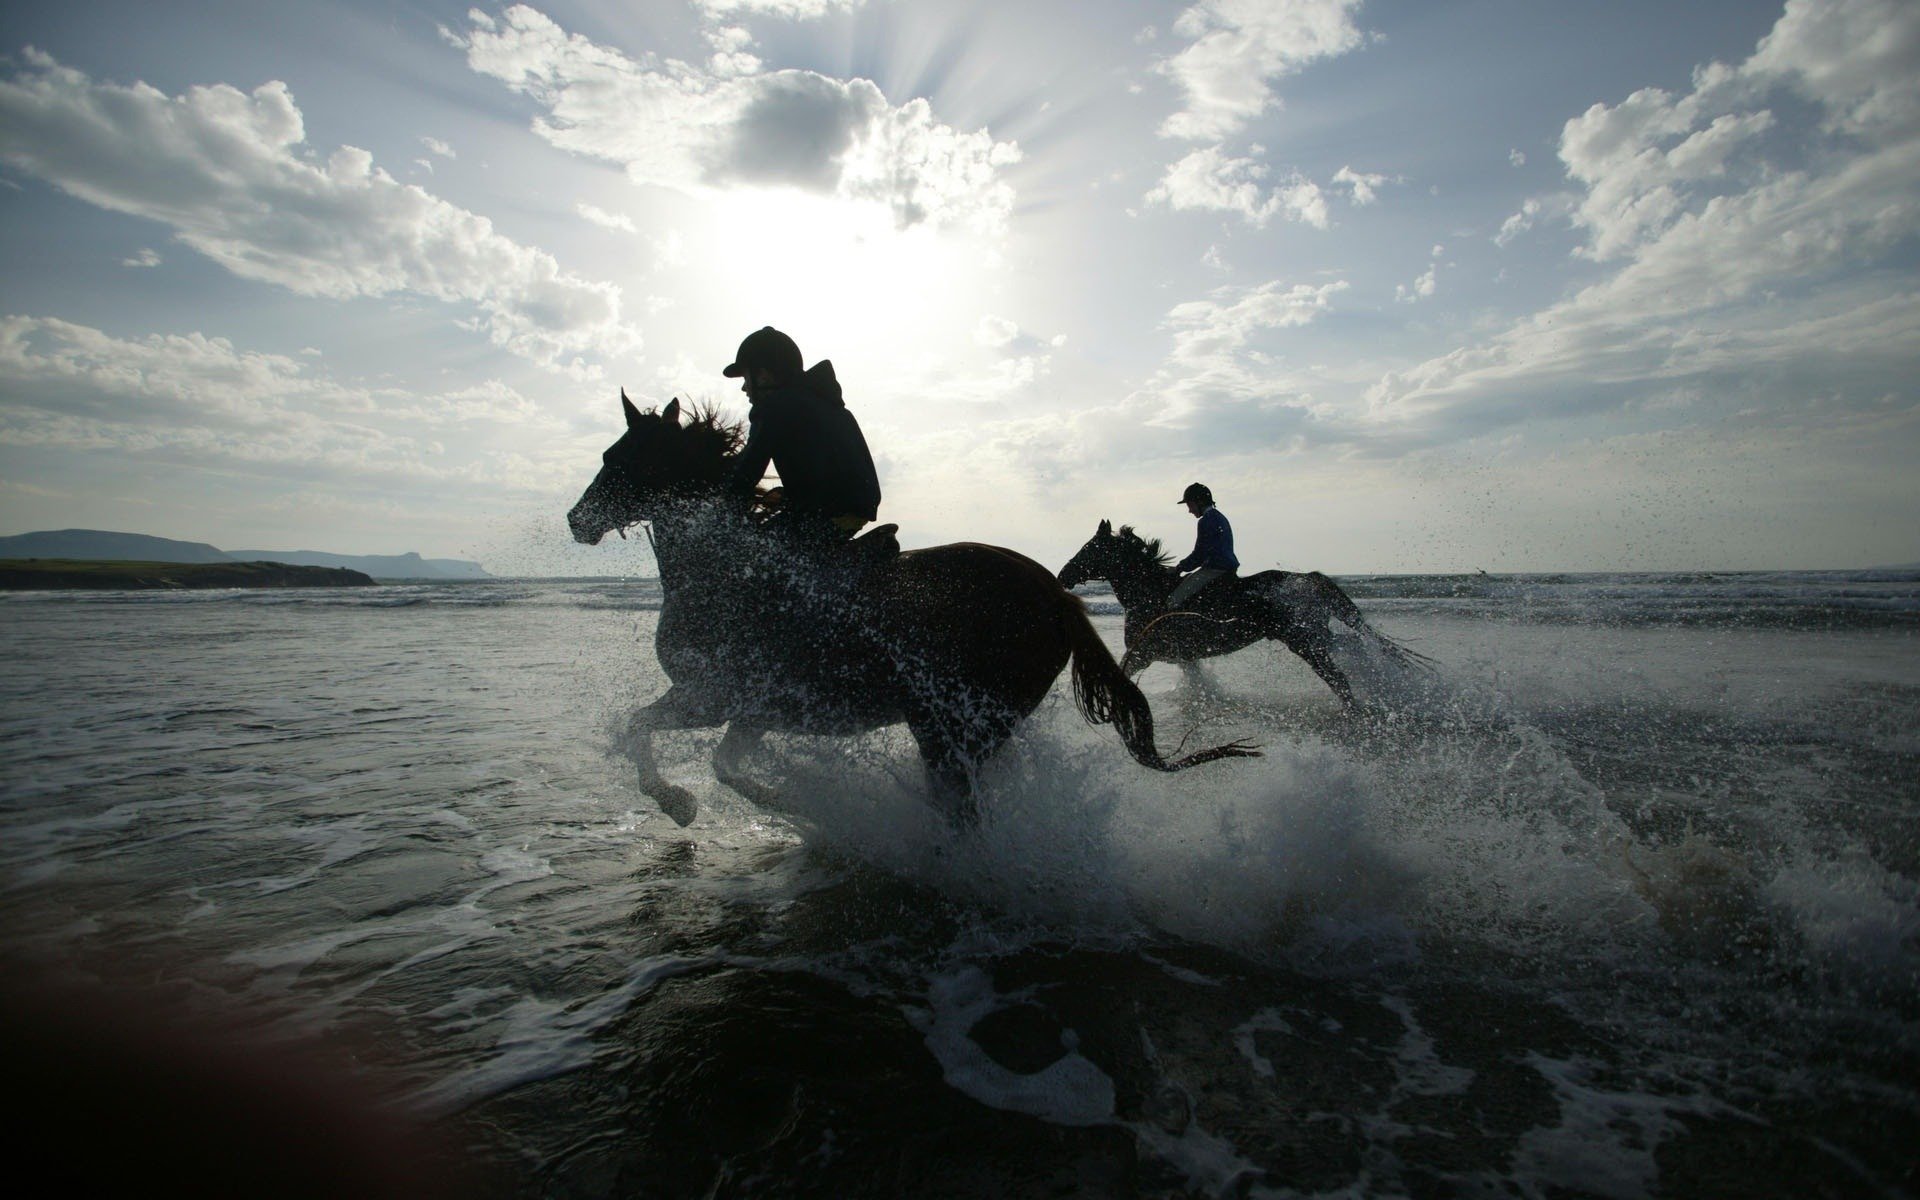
[0,559,377,590]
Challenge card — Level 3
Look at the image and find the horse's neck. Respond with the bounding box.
[645,499,738,597]
[1111,559,1175,611]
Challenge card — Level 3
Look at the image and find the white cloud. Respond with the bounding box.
[0,314,573,488]
[0,51,637,374]
[1561,93,1777,261]
[1370,0,1920,435]
[1165,279,1347,366]
[973,314,1020,348]
[1493,192,1575,247]
[1147,145,1329,227]
[1395,265,1436,303]
[651,229,687,267]
[970,314,1060,357]
[702,25,762,77]
[121,247,161,268]
[459,6,1020,235]
[958,280,1356,492]
[1495,196,1541,246]
[1330,164,1388,205]
[693,0,866,18]
[1155,0,1368,141]
[1744,0,1920,137]
[420,135,455,159]
[1508,148,1526,167]
[576,202,637,232]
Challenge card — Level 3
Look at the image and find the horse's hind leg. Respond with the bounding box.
[712,722,778,807]
[1284,630,1357,711]
[905,705,1017,830]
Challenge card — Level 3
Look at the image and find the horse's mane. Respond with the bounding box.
[1116,525,1174,569]
[646,399,746,463]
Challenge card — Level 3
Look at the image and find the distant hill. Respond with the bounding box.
[0,529,231,563]
[0,529,490,580]
[0,559,375,590]
[227,549,491,580]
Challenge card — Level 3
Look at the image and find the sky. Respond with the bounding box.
[0,0,1915,575]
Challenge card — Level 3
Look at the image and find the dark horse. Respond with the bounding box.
[1057,520,1430,709]
[568,395,1257,828]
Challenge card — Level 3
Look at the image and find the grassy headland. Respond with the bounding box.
[0,559,377,590]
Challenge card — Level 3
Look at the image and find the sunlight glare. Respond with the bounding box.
[700,187,991,378]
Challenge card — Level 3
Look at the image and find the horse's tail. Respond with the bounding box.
[1305,571,1438,671]
[1059,591,1260,771]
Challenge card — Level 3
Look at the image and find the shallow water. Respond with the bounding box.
[1,575,1915,1196]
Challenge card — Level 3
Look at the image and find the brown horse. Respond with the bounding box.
[567,394,1257,828]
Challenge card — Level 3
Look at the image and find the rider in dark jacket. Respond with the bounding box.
[724,326,881,544]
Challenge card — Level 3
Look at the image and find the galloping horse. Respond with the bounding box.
[568,395,1257,828]
[1057,520,1430,709]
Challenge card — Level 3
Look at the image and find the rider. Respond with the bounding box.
[724,326,882,554]
[1168,482,1238,610]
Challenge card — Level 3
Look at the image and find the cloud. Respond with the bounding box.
[1146,145,1329,227]
[1495,197,1541,246]
[1164,279,1348,367]
[1369,0,1920,436]
[0,50,636,374]
[420,136,455,159]
[692,0,866,18]
[1155,0,1368,141]
[972,313,1062,356]
[0,314,574,488]
[121,247,161,268]
[1016,281,1354,471]
[576,202,637,232]
[701,25,762,78]
[1509,148,1526,167]
[973,314,1020,349]
[1330,164,1388,205]
[458,6,1020,235]
[1395,244,1443,302]
[1744,0,1920,137]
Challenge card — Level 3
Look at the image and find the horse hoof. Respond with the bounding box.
[654,786,699,827]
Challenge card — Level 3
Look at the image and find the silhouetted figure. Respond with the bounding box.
[1169,482,1238,610]
[724,326,881,556]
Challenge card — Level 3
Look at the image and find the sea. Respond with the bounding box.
[1,568,1915,1197]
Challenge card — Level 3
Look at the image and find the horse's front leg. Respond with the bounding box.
[1176,660,1223,703]
[712,722,779,807]
[622,689,712,827]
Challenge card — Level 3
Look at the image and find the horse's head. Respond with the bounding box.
[567,392,740,544]
[1057,518,1122,589]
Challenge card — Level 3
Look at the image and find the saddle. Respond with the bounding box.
[1170,571,1235,614]
[849,522,901,570]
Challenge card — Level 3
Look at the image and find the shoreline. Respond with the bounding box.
[0,559,377,590]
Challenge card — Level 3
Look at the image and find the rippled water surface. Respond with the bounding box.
[1,574,1916,1197]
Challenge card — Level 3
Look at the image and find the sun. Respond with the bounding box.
[699,186,996,375]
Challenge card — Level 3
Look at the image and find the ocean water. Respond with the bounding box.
[1,571,1915,1197]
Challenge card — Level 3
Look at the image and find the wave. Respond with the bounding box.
[1339,569,1920,628]
[9,570,1915,628]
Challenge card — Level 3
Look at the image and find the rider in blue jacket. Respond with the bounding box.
[1169,482,1238,609]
